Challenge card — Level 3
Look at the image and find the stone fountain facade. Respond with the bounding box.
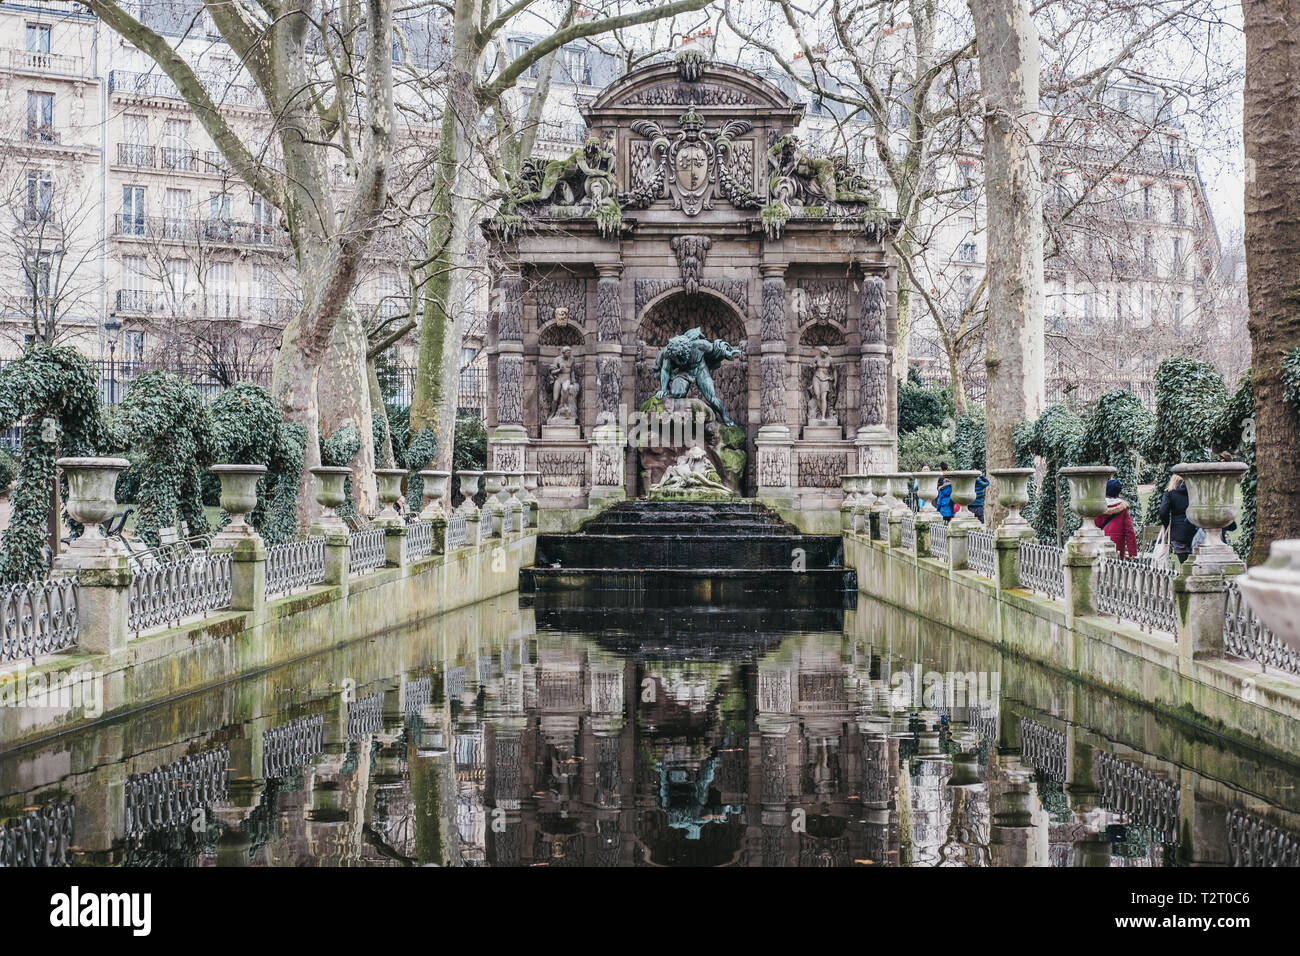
[482,52,902,512]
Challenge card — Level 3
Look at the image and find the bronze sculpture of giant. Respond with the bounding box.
[653,328,742,427]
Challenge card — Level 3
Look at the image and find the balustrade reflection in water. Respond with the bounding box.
[0,592,1297,868]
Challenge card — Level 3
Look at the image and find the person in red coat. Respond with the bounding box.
[1095,478,1138,557]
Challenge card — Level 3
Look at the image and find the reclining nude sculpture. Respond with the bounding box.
[649,445,732,494]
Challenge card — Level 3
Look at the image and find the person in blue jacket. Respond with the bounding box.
[936,462,954,521]
[971,473,989,523]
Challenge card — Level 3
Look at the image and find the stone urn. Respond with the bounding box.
[57,457,130,553]
[1176,461,1248,573]
[522,471,540,526]
[210,464,267,536]
[374,468,406,527]
[913,471,941,521]
[455,470,482,516]
[839,475,859,531]
[1237,539,1300,658]
[990,468,1035,534]
[868,474,890,537]
[947,470,983,529]
[504,472,524,529]
[418,470,451,519]
[1058,465,1115,553]
[887,473,912,516]
[309,465,351,532]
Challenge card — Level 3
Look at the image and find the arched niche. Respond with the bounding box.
[538,322,585,347]
[633,289,749,427]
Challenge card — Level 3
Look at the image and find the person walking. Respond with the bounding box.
[1158,474,1196,564]
[971,472,989,524]
[1095,478,1138,557]
[936,463,954,522]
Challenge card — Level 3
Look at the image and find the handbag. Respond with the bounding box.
[1151,525,1170,564]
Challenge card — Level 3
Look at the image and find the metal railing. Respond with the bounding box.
[262,714,324,780]
[1017,539,1065,602]
[1225,808,1300,867]
[116,143,154,167]
[265,536,326,599]
[123,747,229,839]
[1019,718,1067,783]
[348,528,386,574]
[1095,554,1178,635]
[480,511,495,542]
[446,513,468,550]
[1,577,79,663]
[111,213,289,247]
[0,800,76,867]
[900,514,915,551]
[1223,578,1299,675]
[348,692,383,740]
[109,69,266,110]
[406,520,434,560]
[967,528,995,578]
[127,551,232,635]
[928,520,948,561]
[1095,751,1179,845]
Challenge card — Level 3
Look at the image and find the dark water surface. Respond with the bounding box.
[1,591,1297,867]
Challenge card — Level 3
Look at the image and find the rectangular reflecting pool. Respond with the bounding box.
[1,591,1297,867]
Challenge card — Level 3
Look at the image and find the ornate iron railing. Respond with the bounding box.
[1095,751,1179,845]
[405,676,432,717]
[967,528,995,578]
[480,511,496,542]
[1223,579,1300,675]
[265,536,326,599]
[928,520,948,561]
[446,513,468,550]
[1020,718,1067,783]
[0,800,76,867]
[348,528,386,574]
[128,552,232,635]
[2,576,79,663]
[900,514,915,551]
[124,747,230,838]
[406,520,434,560]
[1095,554,1178,635]
[262,714,325,779]
[1017,539,1065,601]
[348,692,383,740]
[1225,808,1300,867]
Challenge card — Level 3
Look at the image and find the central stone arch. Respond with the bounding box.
[635,289,750,428]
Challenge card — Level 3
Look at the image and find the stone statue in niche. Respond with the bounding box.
[653,328,743,427]
[547,346,580,424]
[803,346,843,441]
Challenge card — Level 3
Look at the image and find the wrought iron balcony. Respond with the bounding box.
[111,213,289,247]
[116,143,155,167]
[113,288,299,320]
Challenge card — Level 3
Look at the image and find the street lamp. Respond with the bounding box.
[104,313,121,406]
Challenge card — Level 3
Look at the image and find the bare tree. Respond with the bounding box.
[86,0,396,521]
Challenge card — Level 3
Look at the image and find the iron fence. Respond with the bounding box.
[1225,808,1300,867]
[967,528,995,578]
[1095,751,1179,845]
[348,528,386,574]
[123,747,229,838]
[446,513,468,550]
[0,800,75,867]
[900,514,915,551]
[1019,718,1067,783]
[928,520,948,561]
[265,536,326,599]
[1223,578,1299,675]
[127,551,232,635]
[348,692,383,740]
[406,520,434,560]
[262,714,325,780]
[1017,539,1065,602]
[1095,554,1179,635]
[1,576,79,663]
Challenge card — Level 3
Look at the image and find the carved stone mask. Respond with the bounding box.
[553,306,569,324]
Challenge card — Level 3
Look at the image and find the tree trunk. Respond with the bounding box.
[894,281,913,381]
[272,311,322,529]
[948,343,967,416]
[410,108,474,471]
[970,0,1045,525]
[369,358,396,469]
[320,302,377,514]
[1243,0,1300,564]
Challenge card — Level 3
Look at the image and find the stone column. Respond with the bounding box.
[758,264,790,433]
[54,558,131,656]
[493,270,528,470]
[856,271,895,473]
[594,264,624,423]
